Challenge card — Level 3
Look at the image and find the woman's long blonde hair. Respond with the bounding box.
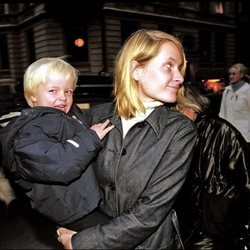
[175,85,210,115]
[113,29,186,118]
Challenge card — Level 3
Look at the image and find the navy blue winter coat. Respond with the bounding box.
[0,105,102,226]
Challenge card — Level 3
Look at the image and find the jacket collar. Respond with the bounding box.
[21,106,65,116]
[146,105,172,138]
[98,103,172,139]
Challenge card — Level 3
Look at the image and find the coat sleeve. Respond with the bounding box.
[71,121,197,249]
[12,116,102,184]
[224,122,250,193]
[219,90,227,119]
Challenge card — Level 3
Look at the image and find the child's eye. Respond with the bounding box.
[48,89,56,93]
[65,90,73,95]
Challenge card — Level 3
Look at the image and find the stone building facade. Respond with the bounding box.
[0,1,248,112]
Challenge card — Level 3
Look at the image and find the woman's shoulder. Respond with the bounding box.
[90,102,114,111]
[158,106,197,132]
[242,82,250,91]
[166,107,194,124]
[222,85,232,93]
[89,102,115,116]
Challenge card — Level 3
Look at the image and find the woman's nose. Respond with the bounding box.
[174,70,184,84]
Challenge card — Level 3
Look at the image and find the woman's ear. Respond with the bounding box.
[130,61,142,81]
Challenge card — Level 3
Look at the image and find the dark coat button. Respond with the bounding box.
[121,149,127,155]
[137,121,147,128]
[109,184,115,191]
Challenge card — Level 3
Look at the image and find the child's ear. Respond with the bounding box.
[30,95,37,103]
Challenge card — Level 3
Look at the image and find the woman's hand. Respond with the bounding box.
[57,227,77,250]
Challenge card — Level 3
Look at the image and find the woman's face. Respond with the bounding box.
[137,42,184,103]
[30,76,74,113]
[229,67,243,84]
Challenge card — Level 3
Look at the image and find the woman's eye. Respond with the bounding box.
[165,63,171,69]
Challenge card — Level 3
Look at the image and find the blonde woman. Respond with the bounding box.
[57,29,197,249]
[219,63,250,155]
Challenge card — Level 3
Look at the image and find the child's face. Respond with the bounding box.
[31,76,74,113]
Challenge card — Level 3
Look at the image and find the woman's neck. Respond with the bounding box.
[230,80,245,92]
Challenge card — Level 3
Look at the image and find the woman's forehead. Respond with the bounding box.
[157,42,183,62]
[230,66,240,72]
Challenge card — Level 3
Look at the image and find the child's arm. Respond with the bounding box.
[10,116,109,184]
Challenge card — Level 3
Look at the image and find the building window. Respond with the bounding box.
[200,2,209,13]
[7,3,21,14]
[199,30,210,63]
[223,2,235,16]
[210,2,224,14]
[183,34,196,52]
[179,2,199,10]
[215,32,225,63]
[65,25,89,63]
[121,20,139,45]
[0,4,4,14]
[158,25,174,35]
[26,29,36,64]
[0,35,9,70]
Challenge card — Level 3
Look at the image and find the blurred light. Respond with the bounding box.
[74,38,84,47]
[215,2,224,14]
[203,78,225,93]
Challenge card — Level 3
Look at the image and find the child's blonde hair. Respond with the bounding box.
[24,57,79,107]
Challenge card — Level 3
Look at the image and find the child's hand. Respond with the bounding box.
[91,119,114,140]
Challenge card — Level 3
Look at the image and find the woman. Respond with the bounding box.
[219,63,250,155]
[57,29,197,249]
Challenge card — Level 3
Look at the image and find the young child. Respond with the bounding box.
[0,57,113,230]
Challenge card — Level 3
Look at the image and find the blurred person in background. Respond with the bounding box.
[174,84,250,250]
[219,63,250,155]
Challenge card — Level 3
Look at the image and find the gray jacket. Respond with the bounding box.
[72,103,197,249]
